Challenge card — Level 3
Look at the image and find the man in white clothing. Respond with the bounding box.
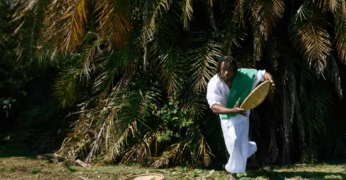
[206,56,273,180]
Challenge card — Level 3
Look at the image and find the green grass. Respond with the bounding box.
[0,157,345,180]
[0,142,345,179]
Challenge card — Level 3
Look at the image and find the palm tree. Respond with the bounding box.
[10,0,345,168]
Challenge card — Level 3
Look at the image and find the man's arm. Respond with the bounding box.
[211,104,246,116]
[253,70,274,87]
[206,77,246,116]
[211,104,234,114]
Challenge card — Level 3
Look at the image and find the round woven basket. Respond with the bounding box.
[240,80,271,111]
[124,173,165,180]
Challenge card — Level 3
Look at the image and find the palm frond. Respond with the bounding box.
[249,0,285,40]
[92,40,137,96]
[195,135,213,166]
[312,0,338,11]
[12,0,42,21]
[243,0,285,61]
[156,48,185,94]
[289,1,331,74]
[151,5,180,55]
[95,0,131,48]
[57,0,89,53]
[57,76,162,163]
[189,41,220,92]
[332,0,346,63]
[219,21,245,55]
[181,0,193,30]
[42,0,62,60]
[180,90,207,119]
[143,0,172,40]
[121,132,156,165]
[233,0,250,25]
[53,34,104,108]
[11,0,47,60]
[104,121,137,162]
[152,142,185,168]
[105,86,161,162]
[79,33,102,81]
[303,82,334,140]
[53,66,80,108]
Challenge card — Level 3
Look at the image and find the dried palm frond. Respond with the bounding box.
[56,0,89,53]
[181,0,193,30]
[143,0,172,41]
[152,142,184,168]
[11,0,47,60]
[12,0,43,21]
[249,0,285,41]
[121,133,157,165]
[104,121,137,162]
[79,33,102,81]
[312,0,338,11]
[95,0,131,48]
[196,136,213,166]
[233,0,249,26]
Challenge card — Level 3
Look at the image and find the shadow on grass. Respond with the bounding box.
[246,170,346,180]
[0,141,36,158]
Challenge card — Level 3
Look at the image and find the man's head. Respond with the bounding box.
[216,56,238,82]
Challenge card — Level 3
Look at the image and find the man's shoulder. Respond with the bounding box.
[210,74,220,81]
[208,74,220,85]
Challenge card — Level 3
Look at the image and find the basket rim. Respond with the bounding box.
[240,80,271,110]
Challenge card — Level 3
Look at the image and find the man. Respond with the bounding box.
[206,56,273,180]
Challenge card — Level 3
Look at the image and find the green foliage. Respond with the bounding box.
[2,0,346,170]
[0,97,16,117]
[152,93,194,142]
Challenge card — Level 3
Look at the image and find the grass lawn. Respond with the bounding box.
[0,156,346,180]
[0,143,345,180]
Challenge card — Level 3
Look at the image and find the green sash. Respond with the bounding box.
[220,68,257,119]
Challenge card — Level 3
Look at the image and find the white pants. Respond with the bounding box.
[220,111,257,173]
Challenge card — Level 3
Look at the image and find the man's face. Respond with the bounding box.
[220,62,235,82]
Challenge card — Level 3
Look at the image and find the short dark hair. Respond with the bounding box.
[216,56,238,76]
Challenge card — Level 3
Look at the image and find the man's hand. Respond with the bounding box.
[264,72,273,81]
[233,102,247,117]
[264,72,275,87]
